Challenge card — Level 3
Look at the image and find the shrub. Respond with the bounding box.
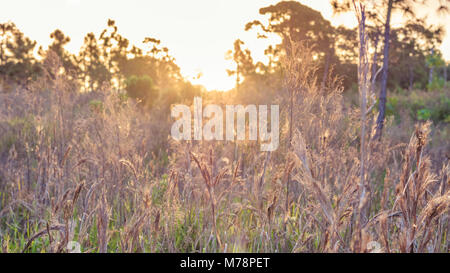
[125,75,158,108]
[426,77,445,91]
[417,108,432,121]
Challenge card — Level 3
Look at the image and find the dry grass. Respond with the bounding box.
[0,33,448,253]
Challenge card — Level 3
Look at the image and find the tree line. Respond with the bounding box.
[226,1,448,139]
[0,19,202,108]
[0,1,448,134]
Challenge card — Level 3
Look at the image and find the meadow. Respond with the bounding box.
[0,1,449,253]
[0,49,448,253]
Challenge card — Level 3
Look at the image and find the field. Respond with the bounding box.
[0,0,449,253]
[0,62,448,253]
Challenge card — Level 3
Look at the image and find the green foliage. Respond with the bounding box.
[386,97,399,117]
[411,93,449,122]
[445,115,450,123]
[388,23,444,91]
[417,108,432,121]
[151,175,168,207]
[431,95,450,122]
[413,82,423,90]
[426,51,446,68]
[426,51,446,91]
[383,90,450,124]
[426,76,445,91]
[125,75,158,107]
[173,210,203,252]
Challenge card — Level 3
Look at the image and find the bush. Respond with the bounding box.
[384,89,450,123]
[426,77,445,91]
[125,75,158,108]
[417,108,432,121]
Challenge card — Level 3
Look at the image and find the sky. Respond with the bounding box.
[1,0,449,90]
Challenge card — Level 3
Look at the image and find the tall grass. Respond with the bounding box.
[0,27,448,253]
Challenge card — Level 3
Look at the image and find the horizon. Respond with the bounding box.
[1,0,449,91]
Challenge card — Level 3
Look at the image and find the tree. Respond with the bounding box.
[246,1,337,87]
[93,19,186,106]
[125,75,158,108]
[46,29,78,75]
[388,20,444,90]
[0,22,40,86]
[226,39,256,90]
[0,22,15,68]
[426,49,446,90]
[332,0,449,140]
[77,32,111,90]
[225,39,281,105]
[98,19,130,88]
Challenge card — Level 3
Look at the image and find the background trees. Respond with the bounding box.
[0,19,203,108]
[0,22,40,86]
[332,0,449,139]
[0,2,447,120]
[245,1,340,90]
[0,1,448,254]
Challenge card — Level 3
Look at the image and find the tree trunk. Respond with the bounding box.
[370,30,380,96]
[428,49,434,87]
[409,65,414,91]
[374,0,393,141]
[321,48,332,92]
[444,63,447,87]
[0,28,5,86]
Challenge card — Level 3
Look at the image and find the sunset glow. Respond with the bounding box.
[1,0,449,256]
[2,0,449,91]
